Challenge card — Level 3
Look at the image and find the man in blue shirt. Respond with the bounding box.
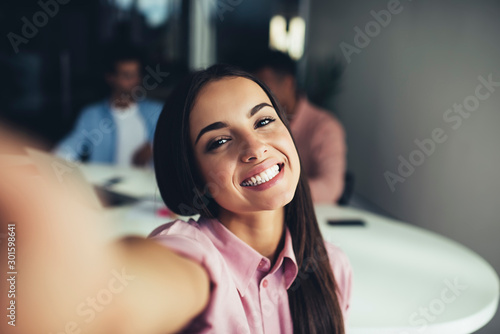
[55,47,163,167]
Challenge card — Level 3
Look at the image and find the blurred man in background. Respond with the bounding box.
[251,51,347,203]
[54,46,163,167]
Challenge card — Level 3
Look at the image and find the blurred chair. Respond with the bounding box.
[337,171,355,206]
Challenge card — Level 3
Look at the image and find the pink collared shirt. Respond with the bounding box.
[290,97,347,204]
[149,217,352,333]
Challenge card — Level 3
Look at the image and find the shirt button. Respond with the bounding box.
[262,279,269,288]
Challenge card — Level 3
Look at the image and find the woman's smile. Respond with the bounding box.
[240,161,285,191]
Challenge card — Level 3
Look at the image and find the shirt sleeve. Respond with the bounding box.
[148,219,221,285]
[53,107,94,161]
[148,220,224,333]
[307,114,347,204]
[324,241,353,324]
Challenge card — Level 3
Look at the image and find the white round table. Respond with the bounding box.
[315,204,499,334]
[80,164,499,334]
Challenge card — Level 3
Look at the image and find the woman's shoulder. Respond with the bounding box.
[323,242,351,271]
[148,218,219,267]
[323,241,353,318]
[148,218,203,239]
[323,241,352,286]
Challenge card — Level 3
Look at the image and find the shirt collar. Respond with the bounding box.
[199,217,298,296]
[110,102,138,117]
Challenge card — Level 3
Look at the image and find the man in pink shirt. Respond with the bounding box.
[252,52,347,203]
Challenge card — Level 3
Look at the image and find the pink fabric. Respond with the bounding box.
[148,217,352,333]
[290,97,347,203]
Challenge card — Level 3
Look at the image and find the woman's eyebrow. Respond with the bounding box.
[195,102,274,145]
[195,121,228,145]
[249,102,273,117]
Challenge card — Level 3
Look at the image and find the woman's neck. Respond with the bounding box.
[217,208,285,264]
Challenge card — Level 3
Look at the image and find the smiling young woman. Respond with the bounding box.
[0,65,350,334]
[151,64,352,334]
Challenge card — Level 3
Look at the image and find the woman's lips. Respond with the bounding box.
[240,160,283,185]
[241,163,281,186]
[240,163,284,191]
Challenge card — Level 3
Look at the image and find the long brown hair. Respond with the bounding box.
[153,64,345,334]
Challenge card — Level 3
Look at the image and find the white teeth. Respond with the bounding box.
[241,164,281,187]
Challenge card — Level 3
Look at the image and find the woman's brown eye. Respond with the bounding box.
[256,117,275,128]
[207,138,230,152]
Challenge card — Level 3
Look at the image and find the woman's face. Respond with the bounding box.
[189,76,301,215]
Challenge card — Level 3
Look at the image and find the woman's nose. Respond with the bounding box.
[239,135,268,162]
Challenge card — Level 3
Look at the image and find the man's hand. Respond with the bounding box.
[132,142,153,167]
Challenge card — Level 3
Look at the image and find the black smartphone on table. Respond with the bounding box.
[327,219,366,226]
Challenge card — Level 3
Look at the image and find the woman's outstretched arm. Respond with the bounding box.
[0,131,209,334]
[114,236,210,333]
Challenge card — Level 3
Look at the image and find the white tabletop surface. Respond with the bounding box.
[80,163,499,334]
[315,205,499,334]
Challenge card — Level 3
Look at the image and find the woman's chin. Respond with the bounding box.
[251,191,295,211]
[216,185,297,215]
